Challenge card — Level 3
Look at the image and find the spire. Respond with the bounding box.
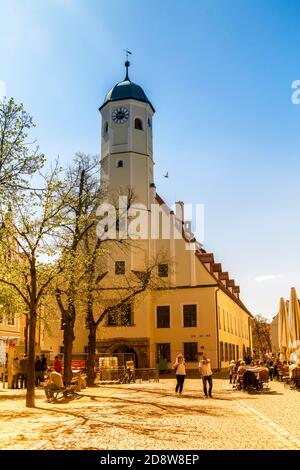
[125,60,130,80]
[123,49,132,80]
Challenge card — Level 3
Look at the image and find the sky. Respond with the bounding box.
[1,0,300,320]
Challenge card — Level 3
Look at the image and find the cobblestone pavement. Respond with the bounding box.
[0,378,299,450]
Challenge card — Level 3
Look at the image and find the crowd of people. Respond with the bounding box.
[172,352,300,397]
[228,356,300,391]
[11,354,63,389]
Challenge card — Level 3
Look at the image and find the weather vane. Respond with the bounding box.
[124,49,132,60]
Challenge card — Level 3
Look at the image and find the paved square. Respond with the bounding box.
[0,378,299,450]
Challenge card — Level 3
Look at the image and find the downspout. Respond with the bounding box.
[248,316,252,357]
[215,288,220,371]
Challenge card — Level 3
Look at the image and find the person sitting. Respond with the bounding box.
[44,367,64,402]
[289,362,300,379]
[236,361,248,389]
[281,361,289,379]
[229,360,236,384]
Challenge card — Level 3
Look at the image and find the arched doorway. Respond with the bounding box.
[113,345,138,368]
[113,346,138,368]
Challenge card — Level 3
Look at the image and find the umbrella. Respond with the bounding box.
[278,297,289,358]
[288,287,300,352]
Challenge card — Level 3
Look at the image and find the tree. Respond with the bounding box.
[0,97,44,199]
[55,154,100,384]
[83,255,159,386]
[0,164,67,407]
[252,315,272,358]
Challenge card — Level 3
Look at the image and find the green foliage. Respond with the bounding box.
[0,97,45,199]
[252,314,272,357]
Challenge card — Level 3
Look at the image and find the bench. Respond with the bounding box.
[45,384,78,402]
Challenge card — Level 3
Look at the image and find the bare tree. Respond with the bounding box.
[83,253,160,386]
[54,153,100,384]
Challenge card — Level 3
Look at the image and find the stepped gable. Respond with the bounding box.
[155,193,251,316]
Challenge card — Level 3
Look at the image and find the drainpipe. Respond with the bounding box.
[215,288,220,371]
[248,316,252,357]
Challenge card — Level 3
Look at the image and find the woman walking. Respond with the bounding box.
[173,354,186,396]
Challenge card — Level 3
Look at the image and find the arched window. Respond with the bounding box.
[134,118,143,130]
[104,122,108,134]
[117,160,123,168]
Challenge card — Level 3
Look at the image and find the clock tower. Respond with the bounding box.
[99,61,155,209]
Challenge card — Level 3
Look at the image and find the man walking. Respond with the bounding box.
[19,354,28,389]
[199,355,213,398]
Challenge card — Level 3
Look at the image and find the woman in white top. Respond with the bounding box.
[173,354,186,396]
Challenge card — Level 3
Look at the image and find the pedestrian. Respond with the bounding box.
[199,355,213,398]
[41,354,48,372]
[12,357,20,389]
[173,354,186,396]
[19,354,28,389]
[54,355,62,374]
[268,360,274,381]
[35,356,44,386]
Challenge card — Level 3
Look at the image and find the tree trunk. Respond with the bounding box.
[87,322,97,386]
[26,309,36,408]
[24,314,29,355]
[63,318,75,384]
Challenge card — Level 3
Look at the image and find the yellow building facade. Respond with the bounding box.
[42,62,252,370]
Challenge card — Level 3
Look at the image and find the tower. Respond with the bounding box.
[99,61,155,209]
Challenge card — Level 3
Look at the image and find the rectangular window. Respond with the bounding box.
[225,342,228,362]
[223,309,226,331]
[220,341,224,361]
[218,306,221,330]
[236,345,239,361]
[183,304,197,327]
[158,264,168,277]
[115,261,125,275]
[7,311,15,326]
[157,343,171,362]
[184,342,198,362]
[107,304,133,326]
[157,306,170,328]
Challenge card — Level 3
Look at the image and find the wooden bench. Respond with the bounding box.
[45,384,78,402]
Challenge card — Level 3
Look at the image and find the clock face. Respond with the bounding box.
[112,107,129,124]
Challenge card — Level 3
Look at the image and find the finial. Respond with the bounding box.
[123,49,132,80]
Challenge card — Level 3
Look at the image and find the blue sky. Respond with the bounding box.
[1,0,300,319]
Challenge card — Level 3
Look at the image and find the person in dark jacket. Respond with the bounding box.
[41,354,48,372]
[19,354,28,389]
[35,356,44,386]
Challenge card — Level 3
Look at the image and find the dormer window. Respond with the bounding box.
[117,160,123,168]
[134,118,143,131]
